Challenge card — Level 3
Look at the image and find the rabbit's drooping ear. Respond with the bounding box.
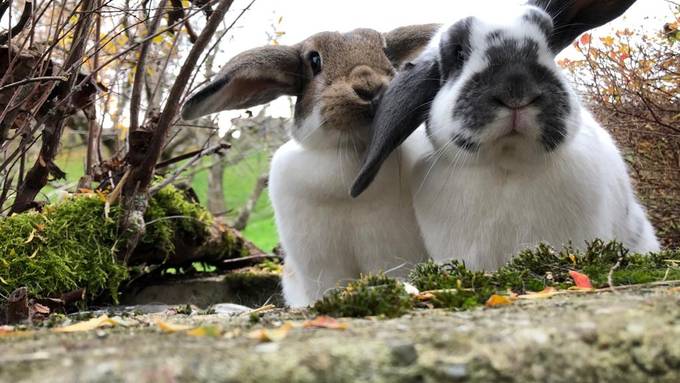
[530,0,636,53]
[383,24,441,67]
[351,58,441,197]
[181,45,302,120]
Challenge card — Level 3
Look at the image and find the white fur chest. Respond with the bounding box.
[410,125,612,270]
[269,140,427,305]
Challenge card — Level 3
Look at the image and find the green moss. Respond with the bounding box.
[405,240,680,312]
[313,274,414,318]
[0,185,216,304]
[0,195,127,302]
[138,185,212,257]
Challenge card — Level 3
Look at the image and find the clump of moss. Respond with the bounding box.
[0,195,128,302]
[313,274,413,318]
[406,239,680,311]
[409,260,496,309]
[138,185,212,257]
[0,185,216,303]
[495,240,680,291]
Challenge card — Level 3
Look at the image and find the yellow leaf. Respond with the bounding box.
[518,287,560,300]
[247,322,293,342]
[53,315,119,333]
[152,34,165,44]
[28,249,38,259]
[600,36,615,47]
[181,0,190,7]
[156,320,194,333]
[0,276,8,285]
[24,229,36,244]
[485,294,514,307]
[187,325,222,337]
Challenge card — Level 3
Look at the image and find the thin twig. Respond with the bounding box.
[607,256,623,294]
[0,1,33,45]
[0,76,67,92]
[130,0,169,133]
[149,143,229,194]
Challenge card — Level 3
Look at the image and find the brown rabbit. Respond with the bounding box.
[181,25,439,307]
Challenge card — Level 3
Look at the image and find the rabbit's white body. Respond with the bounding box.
[409,111,659,270]
[270,135,427,307]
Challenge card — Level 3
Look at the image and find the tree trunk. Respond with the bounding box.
[207,156,226,217]
[233,173,268,231]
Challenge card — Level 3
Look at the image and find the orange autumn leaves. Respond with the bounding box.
[485,270,594,308]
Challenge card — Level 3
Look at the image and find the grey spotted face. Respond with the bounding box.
[352,0,638,198]
[427,8,577,168]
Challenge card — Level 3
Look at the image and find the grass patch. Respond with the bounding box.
[313,240,680,317]
[190,153,278,251]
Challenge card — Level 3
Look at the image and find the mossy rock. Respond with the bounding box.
[0,185,216,303]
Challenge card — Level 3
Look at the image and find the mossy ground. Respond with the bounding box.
[315,240,680,317]
[0,185,213,303]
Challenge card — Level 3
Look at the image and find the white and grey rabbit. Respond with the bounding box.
[181,26,438,306]
[351,0,660,271]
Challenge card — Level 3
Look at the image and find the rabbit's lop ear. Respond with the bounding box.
[351,58,441,197]
[181,45,302,120]
[383,24,441,67]
[530,0,636,53]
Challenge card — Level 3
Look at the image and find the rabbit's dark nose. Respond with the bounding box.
[492,71,541,109]
[354,83,385,103]
[349,65,389,104]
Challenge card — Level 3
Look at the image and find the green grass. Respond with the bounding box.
[49,144,279,251]
[190,152,278,251]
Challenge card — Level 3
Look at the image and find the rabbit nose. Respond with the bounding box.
[492,71,541,109]
[354,84,385,103]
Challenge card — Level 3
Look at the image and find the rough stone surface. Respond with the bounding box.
[121,271,283,308]
[1,286,679,383]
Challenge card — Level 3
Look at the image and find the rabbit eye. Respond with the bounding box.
[308,51,323,75]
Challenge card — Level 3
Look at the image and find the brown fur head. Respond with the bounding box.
[181,25,439,148]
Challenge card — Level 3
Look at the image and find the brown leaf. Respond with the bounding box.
[247,322,294,342]
[303,316,349,330]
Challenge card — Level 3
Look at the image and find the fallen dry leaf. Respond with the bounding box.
[569,270,593,289]
[247,322,293,342]
[485,294,514,307]
[415,292,436,301]
[518,287,561,300]
[156,320,194,333]
[53,315,119,333]
[186,325,222,337]
[303,316,349,330]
